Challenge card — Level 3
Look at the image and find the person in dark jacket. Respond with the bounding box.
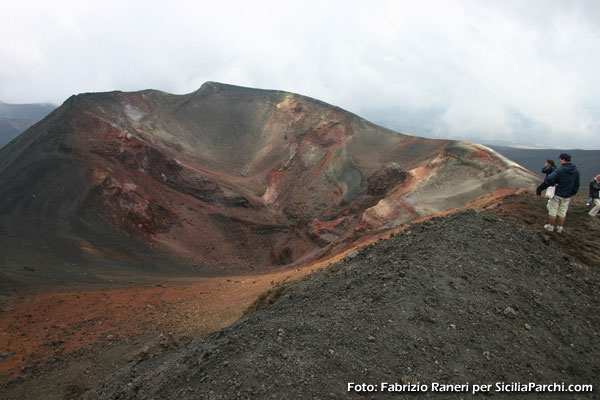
[544,153,580,233]
[536,159,557,196]
[589,174,600,217]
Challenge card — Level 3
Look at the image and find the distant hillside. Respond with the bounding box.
[0,119,30,148]
[0,101,55,147]
[0,101,55,120]
[490,145,600,186]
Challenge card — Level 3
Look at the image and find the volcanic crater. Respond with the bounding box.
[2,83,597,400]
[0,82,537,292]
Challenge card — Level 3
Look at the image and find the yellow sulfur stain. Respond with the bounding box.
[276,94,294,109]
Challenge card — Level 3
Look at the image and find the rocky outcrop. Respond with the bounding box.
[366,163,408,195]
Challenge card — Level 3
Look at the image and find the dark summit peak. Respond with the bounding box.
[192,81,290,102]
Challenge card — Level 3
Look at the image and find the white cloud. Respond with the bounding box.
[0,0,598,148]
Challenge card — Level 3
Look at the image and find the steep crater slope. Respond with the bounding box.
[0,83,537,290]
[87,210,599,399]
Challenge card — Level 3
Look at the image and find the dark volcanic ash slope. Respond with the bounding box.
[0,82,537,290]
[87,210,599,399]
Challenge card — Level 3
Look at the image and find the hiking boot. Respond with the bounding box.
[544,224,554,232]
[556,226,563,233]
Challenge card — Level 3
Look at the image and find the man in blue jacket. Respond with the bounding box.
[544,153,580,233]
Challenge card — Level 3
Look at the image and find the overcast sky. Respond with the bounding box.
[1,0,598,149]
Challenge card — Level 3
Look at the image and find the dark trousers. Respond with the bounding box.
[536,182,550,196]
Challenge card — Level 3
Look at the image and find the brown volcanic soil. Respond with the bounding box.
[0,266,318,399]
[482,192,600,268]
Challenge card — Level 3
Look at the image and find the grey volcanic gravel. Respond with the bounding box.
[86,210,599,399]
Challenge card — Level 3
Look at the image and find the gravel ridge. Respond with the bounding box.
[85,209,599,399]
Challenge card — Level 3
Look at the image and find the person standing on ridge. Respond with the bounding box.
[536,159,557,196]
[544,153,580,233]
[589,174,600,218]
